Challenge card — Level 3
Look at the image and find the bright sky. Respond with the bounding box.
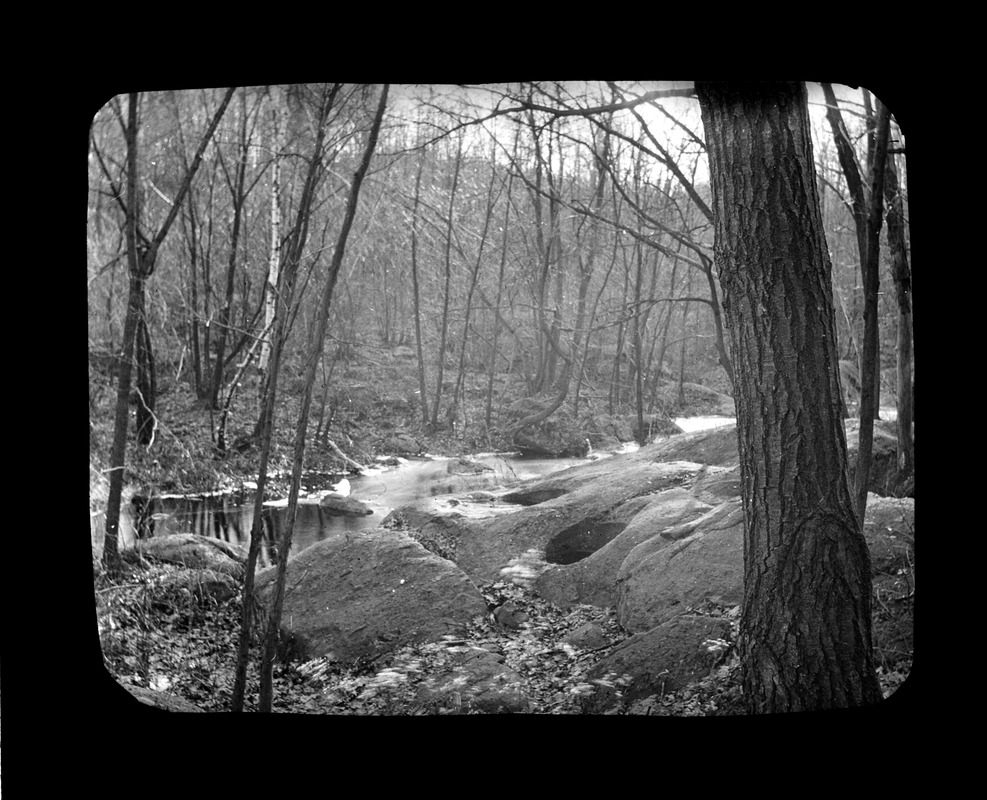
[389,81,879,189]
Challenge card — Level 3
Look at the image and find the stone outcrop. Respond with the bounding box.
[446,457,494,475]
[535,486,712,609]
[614,500,745,633]
[136,533,245,577]
[384,434,423,456]
[252,529,489,664]
[239,416,912,711]
[386,421,913,711]
[580,614,734,712]
[414,646,529,713]
[319,494,374,516]
[453,460,705,584]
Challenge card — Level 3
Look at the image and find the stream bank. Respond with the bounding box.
[95,416,913,715]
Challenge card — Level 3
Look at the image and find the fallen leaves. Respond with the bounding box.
[96,553,908,715]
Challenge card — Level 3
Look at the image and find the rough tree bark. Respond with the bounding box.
[696,81,882,712]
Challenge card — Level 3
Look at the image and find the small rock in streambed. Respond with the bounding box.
[319,495,374,516]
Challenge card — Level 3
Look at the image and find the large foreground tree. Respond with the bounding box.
[695,81,882,712]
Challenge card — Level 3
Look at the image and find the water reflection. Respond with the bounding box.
[93,429,701,563]
[96,452,586,564]
[114,491,381,568]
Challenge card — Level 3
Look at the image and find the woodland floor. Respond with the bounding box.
[95,555,749,715]
[89,347,913,715]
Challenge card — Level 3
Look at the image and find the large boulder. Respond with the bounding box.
[319,494,374,516]
[384,434,423,456]
[638,423,740,468]
[253,529,488,664]
[135,533,245,577]
[454,460,705,584]
[615,500,745,633]
[415,646,529,713]
[581,413,636,446]
[613,490,912,636]
[513,427,589,458]
[535,487,713,609]
[690,465,743,504]
[580,614,734,713]
[446,457,494,475]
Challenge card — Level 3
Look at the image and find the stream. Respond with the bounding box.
[92,417,738,567]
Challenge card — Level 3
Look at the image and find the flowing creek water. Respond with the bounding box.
[94,451,617,568]
[92,417,738,567]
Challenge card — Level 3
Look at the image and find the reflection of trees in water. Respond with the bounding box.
[131,493,267,567]
[130,494,338,570]
[166,493,248,544]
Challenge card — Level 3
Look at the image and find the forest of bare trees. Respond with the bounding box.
[89,83,910,459]
[88,81,913,715]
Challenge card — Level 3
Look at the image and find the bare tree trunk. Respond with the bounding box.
[232,84,340,711]
[484,132,520,431]
[648,248,679,413]
[676,268,693,407]
[700,254,735,390]
[632,243,646,441]
[452,142,501,432]
[258,86,284,381]
[258,85,388,713]
[216,317,273,454]
[609,263,630,415]
[697,80,881,713]
[229,287,289,711]
[102,88,234,572]
[431,132,464,430]
[821,84,892,520]
[571,128,611,417]
[853,103,891,522]
[410,146,430,428]
[884,149,913,478]
[180,192,205,397]
[103,264,143,573]
[211,91,250,415]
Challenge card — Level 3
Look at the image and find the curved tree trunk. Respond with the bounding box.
[697,80,882,713]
